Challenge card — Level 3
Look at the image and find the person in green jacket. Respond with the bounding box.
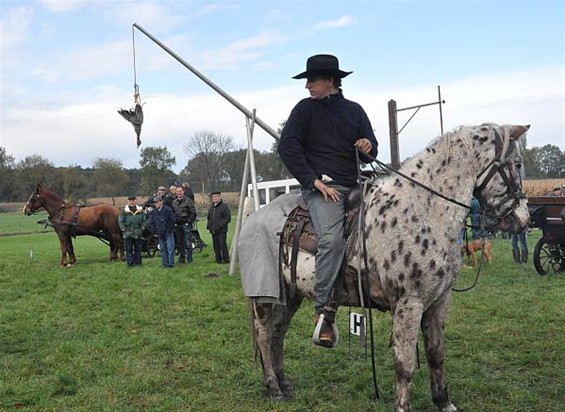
[118,195,146,267]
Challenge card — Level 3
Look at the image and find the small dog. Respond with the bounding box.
[462,239,493,266]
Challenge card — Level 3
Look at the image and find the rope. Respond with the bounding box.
[355,149,380,401]
[131,25,140,100]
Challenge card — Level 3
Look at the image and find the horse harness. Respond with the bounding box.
[473,127,525,218]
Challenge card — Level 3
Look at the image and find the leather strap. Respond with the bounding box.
[289,217,306,299]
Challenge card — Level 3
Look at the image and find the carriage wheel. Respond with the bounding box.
[533,238,565,276]
[192,238,206,253]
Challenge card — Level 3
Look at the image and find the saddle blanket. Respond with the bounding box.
[238,193,299,302]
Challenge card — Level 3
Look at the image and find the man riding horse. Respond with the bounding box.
[278,54,378,347]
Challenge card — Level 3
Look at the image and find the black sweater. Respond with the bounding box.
[278,91,378,190]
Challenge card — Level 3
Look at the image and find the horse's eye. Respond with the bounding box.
[515,162,522,169]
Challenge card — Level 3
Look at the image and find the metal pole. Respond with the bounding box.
[132,23,280,141]
[437,85,444,135]
[228,130,252,276]
[247,110,260,212]
[229,111,261,275]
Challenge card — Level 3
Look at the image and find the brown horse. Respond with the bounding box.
[23,184,124,266]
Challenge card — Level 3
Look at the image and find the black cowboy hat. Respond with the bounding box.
[292,54,352,79]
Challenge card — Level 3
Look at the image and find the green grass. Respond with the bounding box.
[1,212,564,411]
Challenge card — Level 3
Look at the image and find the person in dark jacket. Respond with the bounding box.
[150,196,176,268]
[181,182,195,201]
[278,54,378,348]
[206,191,231,264]
[118,195,146,267]
[172,186,197,264]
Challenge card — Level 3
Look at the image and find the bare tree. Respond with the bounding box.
[181,131,235,194]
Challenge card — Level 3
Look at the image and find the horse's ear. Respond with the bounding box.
[506,124,530,140]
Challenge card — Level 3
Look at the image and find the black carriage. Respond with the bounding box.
[527,196,565,275]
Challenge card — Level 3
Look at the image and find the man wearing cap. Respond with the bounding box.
[207,191,231,264]
[150,195,176,268]
[278,54,378,348]
[172,186,197,264]
[118,195,146,267]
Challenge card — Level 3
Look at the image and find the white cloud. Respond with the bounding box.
[0,6,35,57]
[314,15,356,30]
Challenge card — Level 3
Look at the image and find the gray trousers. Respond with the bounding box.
[302,184,349,314]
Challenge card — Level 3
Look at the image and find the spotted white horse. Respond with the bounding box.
[239,124,530,412]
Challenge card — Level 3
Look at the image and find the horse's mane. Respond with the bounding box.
[344,124,483,260]
[38,185,66,205]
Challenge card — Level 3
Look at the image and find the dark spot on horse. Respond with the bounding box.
[429,259,436,270]
[411,262,422,280]
[398,240,404,254]
[403,208,409,214]
[421,238,429,255]
[404,251,412,267]
[391,249,397,263]
[411,172,417,178]
[395,285,406,302]
[472,134,481,140]
[416,163,422,169]
[393,199,399,206]
[383,259,390,271]
[435,268,446,278]
[381,220,387,233]
[415,234,421,244]
[392,217,398,228]
[398,273,405,282]
[411,215,418,223]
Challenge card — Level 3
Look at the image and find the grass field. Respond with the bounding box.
[1,211,564,411]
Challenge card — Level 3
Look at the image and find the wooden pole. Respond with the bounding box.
[388,99,400,170]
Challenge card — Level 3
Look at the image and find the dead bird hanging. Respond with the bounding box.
[118,91,144,148]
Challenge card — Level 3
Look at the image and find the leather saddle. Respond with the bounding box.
[280,186,372,307]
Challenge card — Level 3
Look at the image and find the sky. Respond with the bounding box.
[1,0,564,175]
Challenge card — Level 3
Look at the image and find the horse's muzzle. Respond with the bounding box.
[497,202,529,233]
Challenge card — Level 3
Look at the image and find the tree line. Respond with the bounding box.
[1,130,563,203]
[0,130,290,203]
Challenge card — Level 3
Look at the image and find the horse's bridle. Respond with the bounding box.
[25,188,65,218]
[473,127,525,219]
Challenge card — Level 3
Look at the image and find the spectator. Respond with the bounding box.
[172,186,197,264]
[150,196,176,268]
[142,185,167,208]
[470,197,489,239]
[511,229,528,264]
[206,191,231,264]
[118,195,146,267]
[550,186,563,197]
[163,185,176,209]
[181,182,195,201]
